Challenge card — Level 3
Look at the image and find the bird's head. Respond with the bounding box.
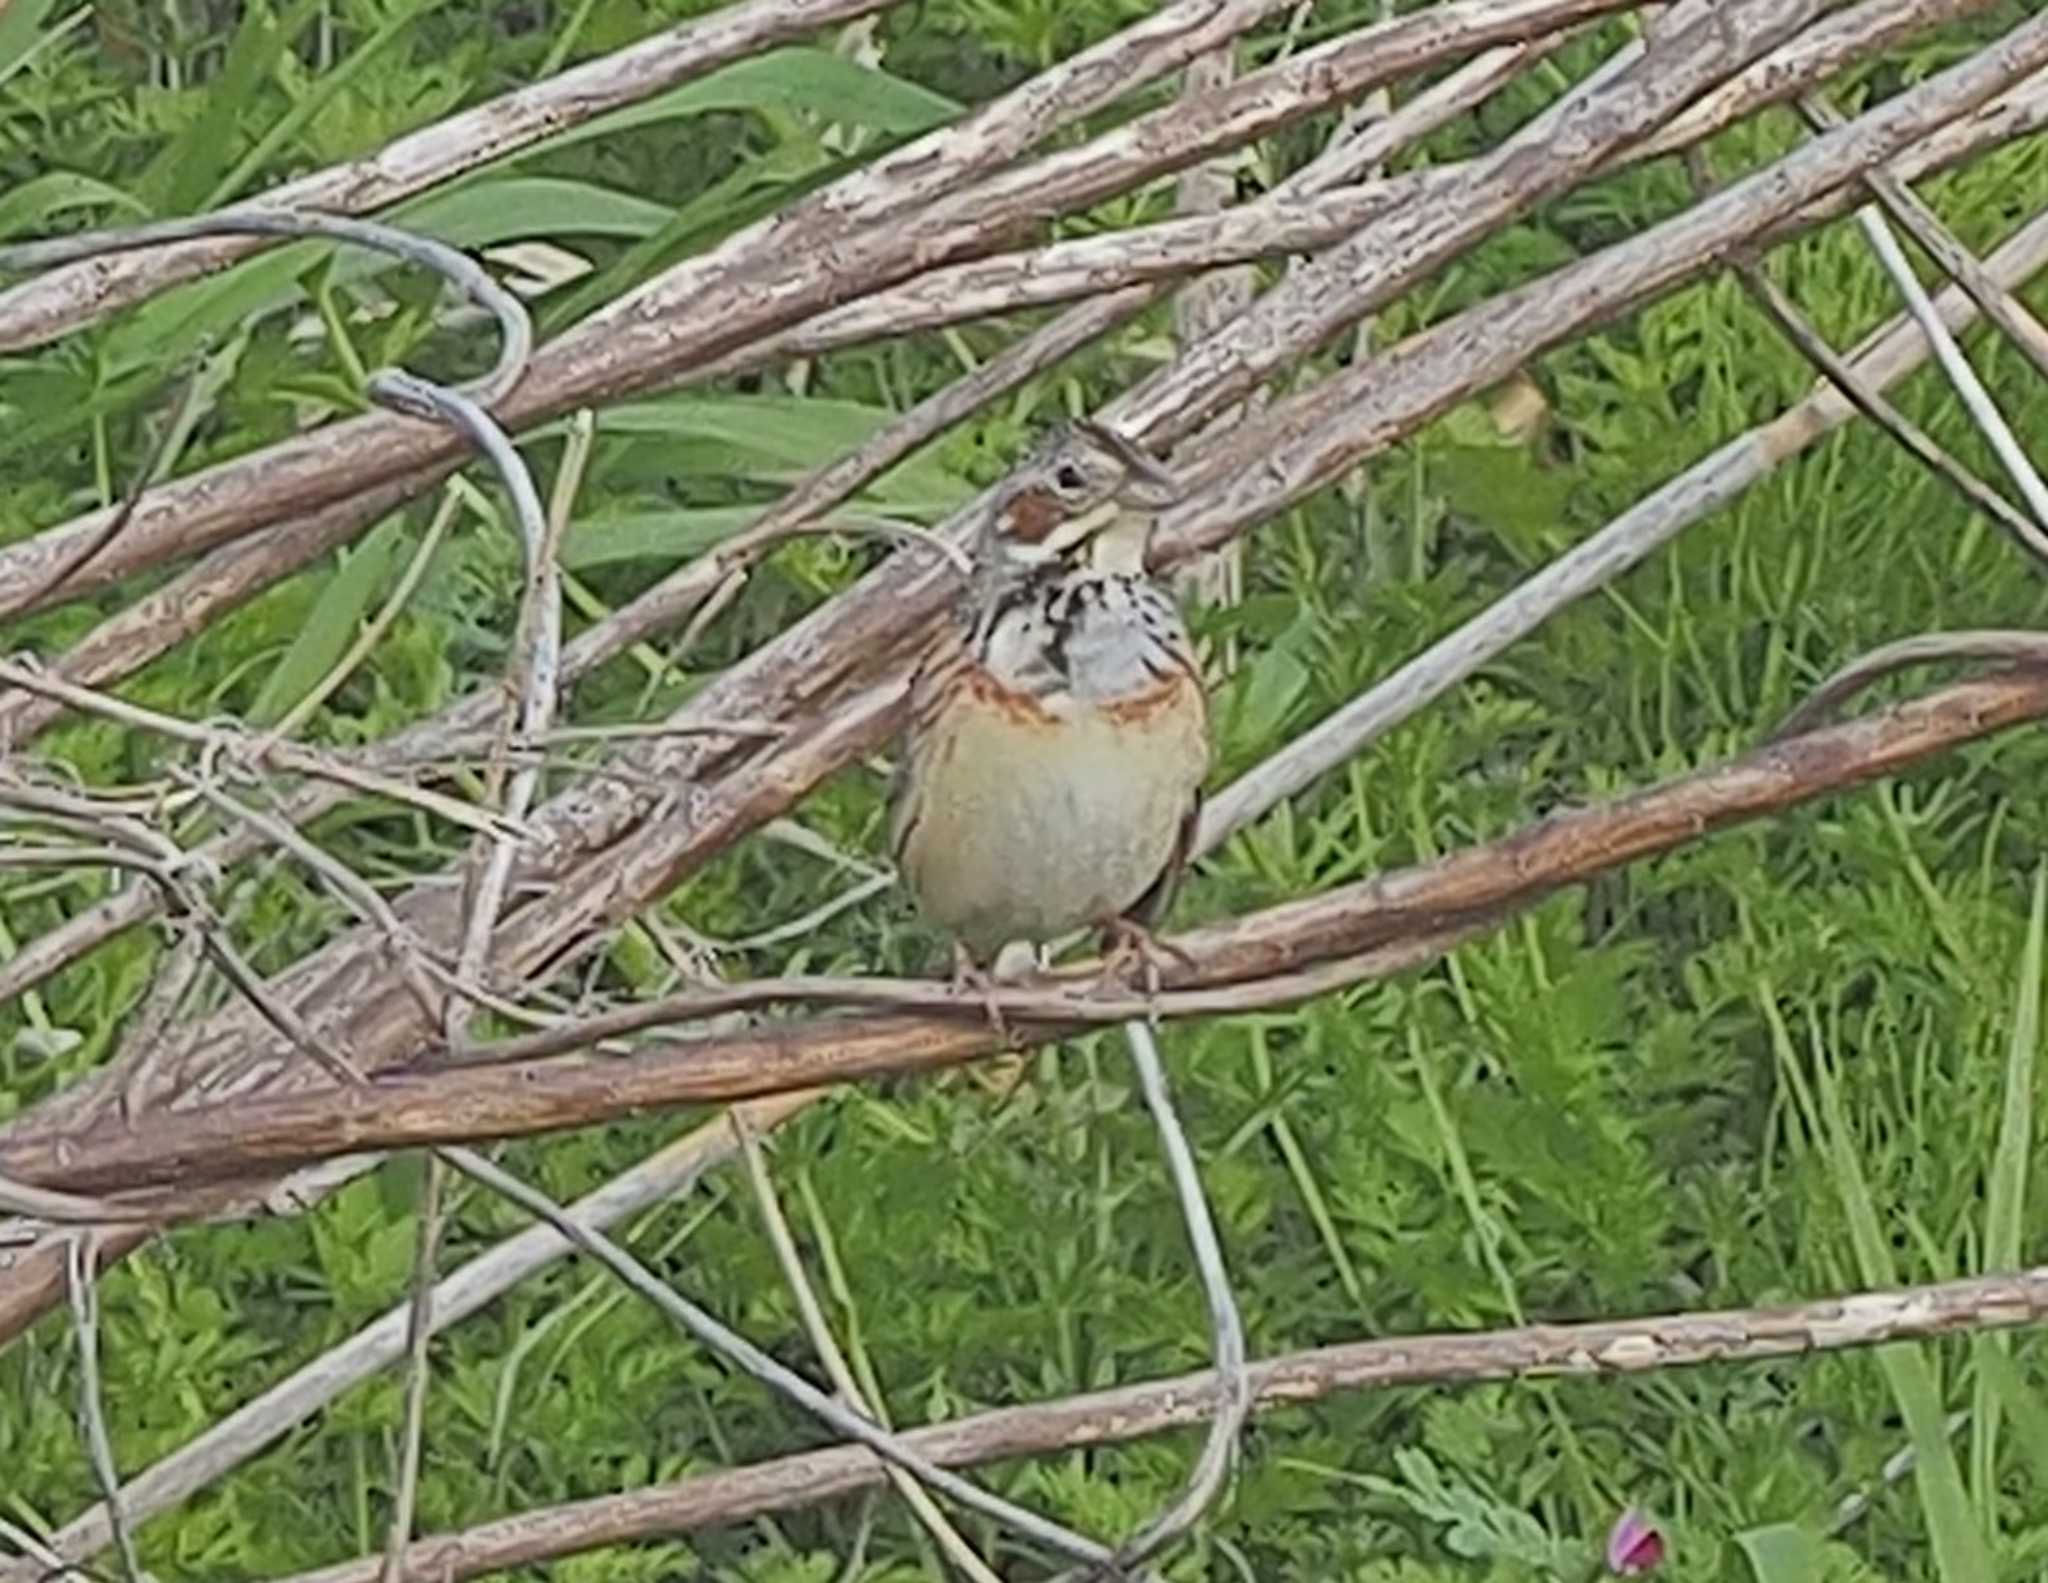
[980,419,1182,580]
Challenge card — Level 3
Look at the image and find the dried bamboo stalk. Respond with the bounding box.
[8,0,2039,1351]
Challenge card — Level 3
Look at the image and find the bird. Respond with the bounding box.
[890,418,1208,1022]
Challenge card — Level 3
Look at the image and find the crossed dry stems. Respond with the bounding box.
[8,0,2048,1578]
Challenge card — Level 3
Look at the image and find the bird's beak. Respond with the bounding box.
[1071,418,1185,507]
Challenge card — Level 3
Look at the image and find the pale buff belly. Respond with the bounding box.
[896,680,1207,959]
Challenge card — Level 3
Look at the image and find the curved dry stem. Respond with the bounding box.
[1771,630,2048,738]
[0,211,531,410]
[736,1117,1004,1583]
[1088,1021,1249,1576]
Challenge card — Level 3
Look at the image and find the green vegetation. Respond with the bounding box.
[6,1,2048,1578]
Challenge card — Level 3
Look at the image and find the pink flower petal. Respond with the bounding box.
[1605,1508,1666,1575]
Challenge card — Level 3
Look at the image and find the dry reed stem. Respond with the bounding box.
[5,76,2047,1354]
[263,1263,2048,1583]
[0,5,2020,749]
[6,664,2046,1201]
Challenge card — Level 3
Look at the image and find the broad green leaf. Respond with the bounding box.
[539,140,832,330]
[387,177,677,248]
[0,365,155,464]
[562,507,777,569]
[0,172,147,240]
[246,521,400,726]
[101,243,322,378]
[592,396,968,507]
[1736,1523,1822,1582]
[562,504,925,569]
[536,47,960,159]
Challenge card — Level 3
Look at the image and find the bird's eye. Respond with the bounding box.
[1054,464,1085,491]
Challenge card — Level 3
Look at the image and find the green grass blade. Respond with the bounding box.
[0,171,147,241]
[1972,865,2044,1518]
[536,46,960,158]
[1813,1031,1994,1581]
[246,521,399,727]
[1974,1348,2048,1495]
[138,0,325,216]
[204,0,449,209]
[0,0,67,91]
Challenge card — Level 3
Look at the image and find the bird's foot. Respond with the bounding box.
[949,941,1033,1049]
[1095,917,1194,1027]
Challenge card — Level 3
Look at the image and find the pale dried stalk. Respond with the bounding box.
[443,398,577,1042]
[0,1,1579,748]
[379,1154,445,1583]
[3,4,2042,1351]
[436,1147,1131,1574]
[0,1174,153,1227]
[4,1096,821,1582]
[409,16,2048,1063]
[736,1120,1003,1583]
[375,319,564,1583]
[1202,200,2048,839]
[1158,9,2048,563]
[1105,0,1827,454]
[1845,195,2048,525]
[0,0,903,354]
[266,1264,2048,1583]
[1730,246,2048,557]
[64,1235,141,1583]
[1799,89,2048,381]
[1169,41,1254,617]
[167,776,448,1043]
[31,880,1126,1575]
[0,5,2022,748]
[0,13,1560,1284]
[0,659,523,840]
[0,0,1654,618]
[6,769,1115,1571]
[1094,1020,1249,1574]
[296,0,1835,1023]
[1773,631,2048,738]
[11,665,2048,1201]
[0,0,1957,360]
[11,37,2046,1174]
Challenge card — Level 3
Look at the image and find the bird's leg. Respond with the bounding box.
[1095,915,1196,1027]
[949,941,1024,1049]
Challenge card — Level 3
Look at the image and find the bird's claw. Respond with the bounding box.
[950,943,1023,1049]
[1096,917,1193,1028]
